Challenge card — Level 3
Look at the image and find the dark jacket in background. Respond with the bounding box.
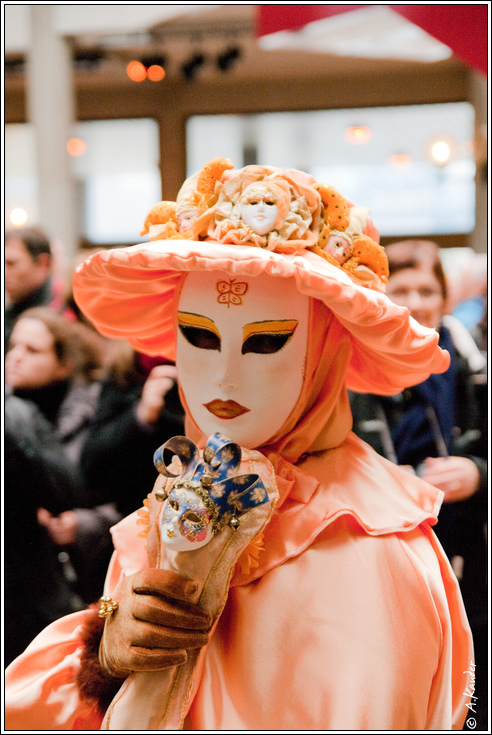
[80,379,185,518]
[350,326,487,620]
[4,395,84,666]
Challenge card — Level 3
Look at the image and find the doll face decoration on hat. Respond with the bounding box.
[240,183,279,236]
[198,167,322,256]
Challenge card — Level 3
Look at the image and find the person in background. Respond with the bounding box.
[6,306,106,465]
[5,227,75,348]
[5,309,184,604]
[79,340,185,520]
[5,307,114,604]
[349,239,487,731]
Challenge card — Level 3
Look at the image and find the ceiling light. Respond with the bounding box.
[127,60,147,82]
[126,56,167,82]
[344,125,372,145]
[67,138,87,157]
[147,65,166,82]
[431,141,451,164]
[182,53,206,80]
[217,47,241,72]
[10,208,28,226]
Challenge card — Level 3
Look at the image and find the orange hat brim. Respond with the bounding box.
[73,239,449,395]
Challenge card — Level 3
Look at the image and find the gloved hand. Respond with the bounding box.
[99,569,212,677]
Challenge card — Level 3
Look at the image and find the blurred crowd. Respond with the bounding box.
[4,227,488,727]
[5,227,185,665]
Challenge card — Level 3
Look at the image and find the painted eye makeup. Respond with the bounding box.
[241,333,291,354]
[242,320,298,355]
[178,311,221,351]
[178,313,298,355]
[179,326,221,351]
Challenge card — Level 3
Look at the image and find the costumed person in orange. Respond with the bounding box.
[5,160,473,731]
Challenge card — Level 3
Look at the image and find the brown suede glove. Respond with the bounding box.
[99,569,213,677]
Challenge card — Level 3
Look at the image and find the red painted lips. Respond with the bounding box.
[203,399,251,419]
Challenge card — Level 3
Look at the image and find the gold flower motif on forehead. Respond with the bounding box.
[216,278,249,307]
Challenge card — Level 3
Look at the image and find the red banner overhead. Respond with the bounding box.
[256,4,488,75]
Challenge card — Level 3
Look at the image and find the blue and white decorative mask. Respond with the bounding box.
[154,432,269,551]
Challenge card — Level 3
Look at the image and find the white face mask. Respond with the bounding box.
[176,270,309,448]
[161,486,214,551]
[240,184,278,235]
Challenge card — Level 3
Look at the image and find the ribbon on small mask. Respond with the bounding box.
[154,433,269,524]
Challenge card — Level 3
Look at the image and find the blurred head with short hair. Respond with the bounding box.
[5,228,53,304]
[385,240,447,330]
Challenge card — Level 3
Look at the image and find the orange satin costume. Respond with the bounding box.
[5,165,474,730]
[4,437,473,730]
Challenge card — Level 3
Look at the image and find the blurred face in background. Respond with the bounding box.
[386,267,445,330]
[5,238,51,304]
[6,317,73,390]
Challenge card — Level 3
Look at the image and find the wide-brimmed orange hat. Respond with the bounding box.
[73,162,449,395]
